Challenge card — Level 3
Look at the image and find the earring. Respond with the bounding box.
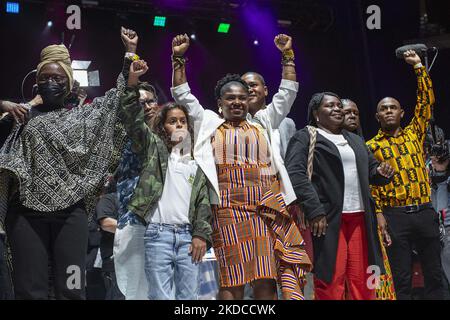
[316,118,319,122]
[218,107,223,114]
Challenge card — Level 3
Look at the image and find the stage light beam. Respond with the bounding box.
[253,39,259,46]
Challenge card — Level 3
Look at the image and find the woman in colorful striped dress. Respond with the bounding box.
[170,33,312,300]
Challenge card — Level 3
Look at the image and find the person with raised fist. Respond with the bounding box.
[367,49,443,299]
[170,33,312,300]
[0,26,138,300]
[117,59,212,300]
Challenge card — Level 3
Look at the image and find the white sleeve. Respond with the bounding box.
[170,83,205,121]
[255,79,299,129]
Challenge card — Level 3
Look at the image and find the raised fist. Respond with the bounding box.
[121,26,138,53]
[129,60,149,78]
[172,34,190,56]
[274,34,292,52]
[403,49,422,66]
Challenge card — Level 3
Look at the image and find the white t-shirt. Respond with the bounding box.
[148,149,198,225]
[317,128,365,213]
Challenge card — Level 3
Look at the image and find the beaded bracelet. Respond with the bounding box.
[282,49,295,65]
[171,55,188,69]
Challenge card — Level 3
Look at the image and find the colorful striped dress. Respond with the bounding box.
[211,120,312,300]
[376,230,397,300]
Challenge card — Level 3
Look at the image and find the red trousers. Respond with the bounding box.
[314,212,376,300]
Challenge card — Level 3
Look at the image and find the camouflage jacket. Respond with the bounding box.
[118,85,212,247]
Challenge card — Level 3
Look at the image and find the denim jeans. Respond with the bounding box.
[114,223,148,300]
[144,223,199,300]
[442,226,450,299]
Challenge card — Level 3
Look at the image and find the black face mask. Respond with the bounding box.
[38,81,68,107]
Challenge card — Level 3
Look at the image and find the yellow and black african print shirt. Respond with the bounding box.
[367,66,435,213]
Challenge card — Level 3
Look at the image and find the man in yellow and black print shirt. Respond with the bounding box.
[367,49,442,300]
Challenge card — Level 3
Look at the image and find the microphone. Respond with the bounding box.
[69,34,75,50]
[395,43,428,59]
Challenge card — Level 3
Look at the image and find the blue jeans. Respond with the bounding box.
[144,223,199,300]
[442,226,450,299]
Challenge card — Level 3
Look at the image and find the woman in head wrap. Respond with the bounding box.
[0,27,138,299]
[285,92,394,300]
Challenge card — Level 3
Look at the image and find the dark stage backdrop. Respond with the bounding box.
[0,0,449,139]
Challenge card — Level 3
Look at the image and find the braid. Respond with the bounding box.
[214,74,249,100]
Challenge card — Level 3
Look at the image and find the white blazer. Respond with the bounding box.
[171,79,299,206]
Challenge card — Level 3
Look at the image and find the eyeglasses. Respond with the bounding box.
[37,75,67,84]
[139,99,158,107]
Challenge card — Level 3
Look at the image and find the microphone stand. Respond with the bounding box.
[424,51,429,72]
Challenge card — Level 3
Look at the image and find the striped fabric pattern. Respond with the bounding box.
[259,181,312,300]
[375,229,396,300]
[211,121,312,300]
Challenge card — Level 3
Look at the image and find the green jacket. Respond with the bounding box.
[118,85,212,248]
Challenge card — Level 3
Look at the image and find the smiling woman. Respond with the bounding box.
[214,74,250,122]
[286,91,395,300]
[170,33,312,300]
[307,91,343,133]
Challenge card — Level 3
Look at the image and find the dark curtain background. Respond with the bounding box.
[1,0,449,139]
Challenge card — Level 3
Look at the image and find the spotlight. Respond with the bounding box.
[190,34,196,40]
[253,39,259,46]
[153,16,166,27]
[217,23,230,33]
[47,20,53,27]
[6,2,19,14]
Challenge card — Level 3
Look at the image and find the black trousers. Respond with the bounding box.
[0,235,14,300]
[384,207,443,300]
[5,203,88,300]
[86,267,106,300]
[102,270,125,300]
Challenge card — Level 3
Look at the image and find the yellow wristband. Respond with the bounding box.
[125,52,140,61]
